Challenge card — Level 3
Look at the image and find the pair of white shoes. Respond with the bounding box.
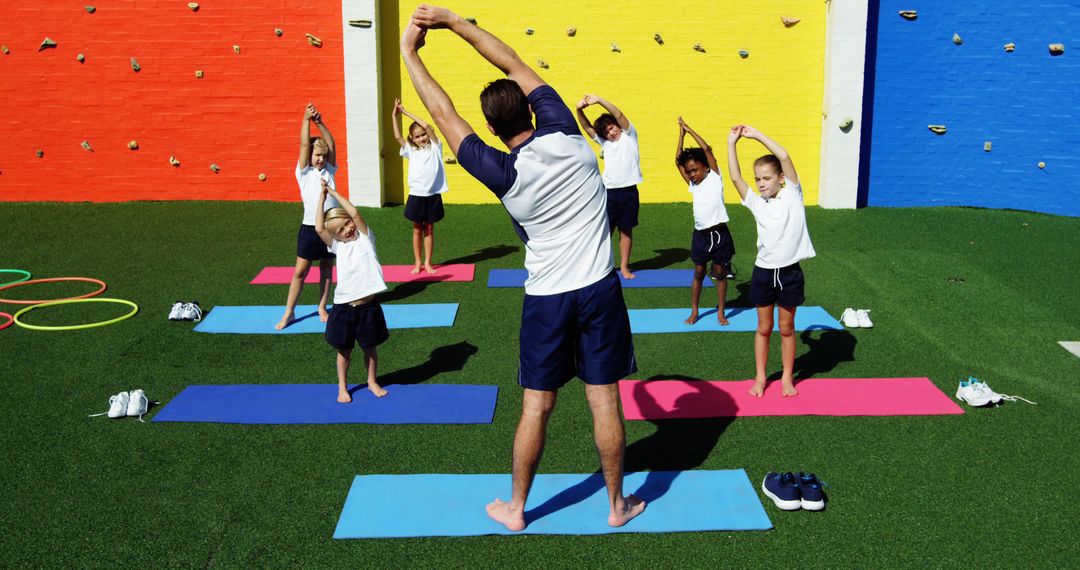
[956,377,1037,407]
[840,308,874,328]
[168,301,202,322]
[91,389,151,421]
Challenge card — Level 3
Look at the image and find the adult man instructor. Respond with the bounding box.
[400,5,645,531]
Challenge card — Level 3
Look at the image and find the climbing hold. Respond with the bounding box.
[233,45,240,54]
[444,156,457,164]
[781,16,801,27]
[738,49,749,58]
[80,140,93,152]
[1049,43,1064,55]
[275,28,283,36]
[130,57,140,72]
[983,141,992,152]
[187,2,199,11]
[928,125,947,134]
[1004,43,1015,52]
[898,10,917,20]
[39,37,57,51]
[566,27,576,37]
[258,173,267,181]
[76,53,85,62]
[306,34,322,48]
[169,155,180,167]
[195,70,203,78]
[610,43,620,53]
[536,58,548,69]
[952,33,963,45]
[1,45,8,55]
[654,33,664,45]
[348,20,372,28]
[525,28,534,35]
[465,17,477,25]
[692,43,705,53]
[127,140,138,150]
[839,117,853,131]
[36,149,44,158]
[1038,161,1046,169]
[84,5,96,13]
[210,163,220,173]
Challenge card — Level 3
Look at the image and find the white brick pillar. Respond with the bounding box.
[817,0,868,209]
[341,0,383,206]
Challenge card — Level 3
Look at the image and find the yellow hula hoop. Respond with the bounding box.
[13,298,139,331]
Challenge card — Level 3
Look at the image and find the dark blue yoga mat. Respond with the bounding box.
[487,269,704,288]
[193,304,457,334]
[152,384,497,424]
[333,469,771,538]
[629,306,842,333]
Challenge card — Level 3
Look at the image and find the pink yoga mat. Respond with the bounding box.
[619,378,964,419]
[250,264,475,284]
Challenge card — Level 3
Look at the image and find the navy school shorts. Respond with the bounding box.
[748,263,805,308]
[297,224,335,261]
[606,185,640,231]
[324,301,390,351]
[690,223,735,272]
[404,194,445,224]
[518,271,638,391]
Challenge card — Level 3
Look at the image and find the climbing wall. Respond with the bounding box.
[865,2,1080,217]
[0,2,346,202]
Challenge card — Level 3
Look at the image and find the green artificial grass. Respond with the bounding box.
[1,202,1078,567]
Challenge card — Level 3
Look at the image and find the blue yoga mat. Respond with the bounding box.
[488,269,704,288]
[193,304,457,334]
[333,469,771,538]
[629,306,842,333]
[152,383,498,424]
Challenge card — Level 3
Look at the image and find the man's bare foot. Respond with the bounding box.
[319,308,330,323]
[782,381,798,397]
[684,310,699,325]
[424,264,437,275]
[486,498,526,531]
[274,314,294,330]
[748,379,766,397]
[410,264,422,275]
[621,267,636,279]
[608,494,646,527]
[337,388,352,403]
[368,382,388,398]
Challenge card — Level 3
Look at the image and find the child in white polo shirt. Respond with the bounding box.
[314,182,390,402]
[727,125,816,398]
[392,98,449,275]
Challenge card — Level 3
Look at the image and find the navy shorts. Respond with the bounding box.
[749,263,805,307]
[606,186,640,231]
[518,272,637,391]
[297,224,334,261]
[404,194,445,224]
[690,223,735,272]
[324,302,390,351]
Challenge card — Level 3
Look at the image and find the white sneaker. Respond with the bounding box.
[180,302,203,322]
[956,380,993,406]
[127,389,148,418]
[967,377,1001,404]
[108,392,130,418]
[168,301,184,320]
[840,308,860,328]
[856,309,874,328]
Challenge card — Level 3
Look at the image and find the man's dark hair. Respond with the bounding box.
[593,113,619,137]
[677,147,708,167]
[480,79,533,139]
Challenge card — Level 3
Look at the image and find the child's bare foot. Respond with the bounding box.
[748,379,766,397]
[368,382,388,398]
[319,308,330,323]
[684,310,699,325]
[621,267,636,279]
[717,312,730,326]
[608,494,646,527]
[486,498,526,531]
[410,264,422,275]
[274,313,294,330]
[337,388,352,403]
[781,381,798,397]
[424,264,437,275]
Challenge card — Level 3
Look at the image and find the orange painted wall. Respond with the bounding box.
[0,1,347,202]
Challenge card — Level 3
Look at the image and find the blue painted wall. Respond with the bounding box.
[864,2,1079,217]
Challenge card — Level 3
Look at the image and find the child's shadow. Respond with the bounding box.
[767,329,857,383]
[523,375,734,525]
[380,245,518,303]
[630,248,691,271]
[348,341,478,394]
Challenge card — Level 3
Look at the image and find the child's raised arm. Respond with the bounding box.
[311,105,337,167]
[299,104,315,169]
[681,119,719,175]
[675,118,690,184]
[575,97,597,140]
[314,182,334,247]
[391,98,408,148]
[727,126,750,199]
[326,182,370,237]
[589,95,630,130]
[741,125,799,186]
[400,102,440,146]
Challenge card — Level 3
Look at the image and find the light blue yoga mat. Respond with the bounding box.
[629,306,842,333]
[488,269,705,288]
[333,469,772,538]
[193,304,458,334]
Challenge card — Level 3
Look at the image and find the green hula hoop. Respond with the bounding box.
[0,269,32,288]
[13,298,140,331]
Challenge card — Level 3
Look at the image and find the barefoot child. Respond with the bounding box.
[314,182,390,402]
[276,104,339,330]
[392,98,448,275]
[727,125,816,397]
[576,94,643,279]
[676,117,735,326]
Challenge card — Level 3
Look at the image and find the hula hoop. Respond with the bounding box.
[0,269,32,288]
[13,298,139,331]
[0,277,107,305]
[0,312,12,331]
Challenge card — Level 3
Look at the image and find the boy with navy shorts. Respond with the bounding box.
[313,182,390,402]
[676,117,736,325]
[401,4,645,532]
[276,103,340,330]
[575,94,643,279]
[727,125,816,398]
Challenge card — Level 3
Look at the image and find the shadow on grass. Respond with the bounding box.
[630,247,690,271]
[523,375,734,525]
[380,245,518,303]
[350,341,479,392]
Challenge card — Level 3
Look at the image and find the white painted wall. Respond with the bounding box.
[817,0,868,209]
[341,0,384,206]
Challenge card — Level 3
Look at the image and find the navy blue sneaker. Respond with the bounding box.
[797,472,826,511]
[762,472,802,510]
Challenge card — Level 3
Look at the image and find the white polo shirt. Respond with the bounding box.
[742,179,816,268]
[593,122,643,189]
[295,162,340,225]
[400,140,449,197]
[689,170,730,230]
[329,227,387,304]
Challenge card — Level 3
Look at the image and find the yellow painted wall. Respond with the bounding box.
[380,1,826,205]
